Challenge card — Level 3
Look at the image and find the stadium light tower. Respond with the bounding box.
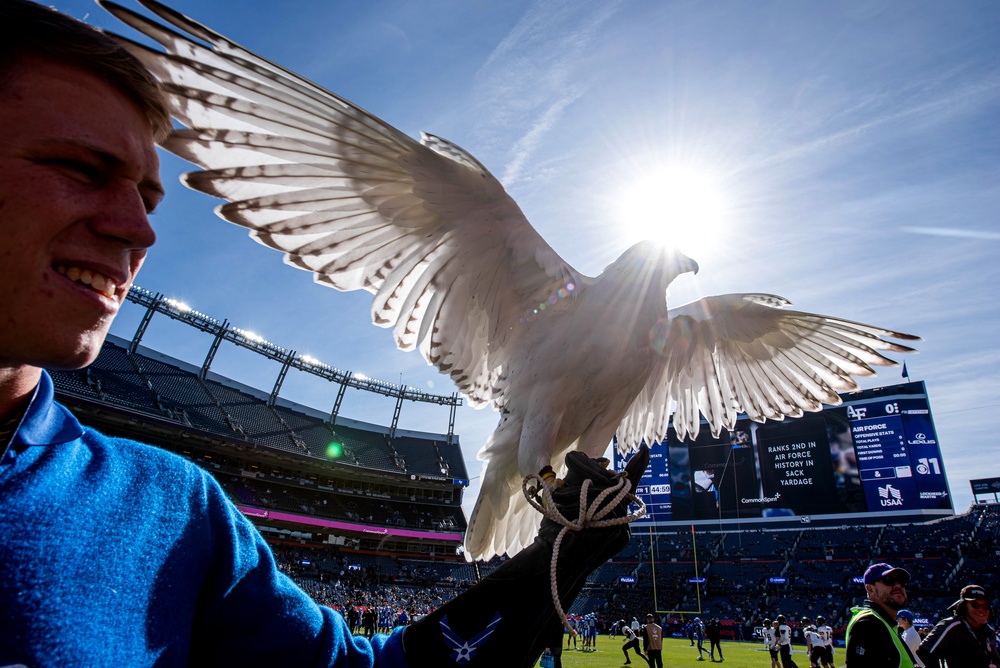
[127,286,163,354]
[122,284,463,435]
[269,350,297,407]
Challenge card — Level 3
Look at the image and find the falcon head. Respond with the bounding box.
[606,241,699,293]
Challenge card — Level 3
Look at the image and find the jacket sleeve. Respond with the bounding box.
[915,618,956,668]
[190,470,410,667]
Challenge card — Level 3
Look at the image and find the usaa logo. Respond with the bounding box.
[878,484,904,507]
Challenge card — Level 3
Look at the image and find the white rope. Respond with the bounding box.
[522,470,646,634]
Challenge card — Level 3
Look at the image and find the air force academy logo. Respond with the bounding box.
[440,612,502,664]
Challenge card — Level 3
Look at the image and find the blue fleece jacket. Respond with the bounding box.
[0,371,408,667]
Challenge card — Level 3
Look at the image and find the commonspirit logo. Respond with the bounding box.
[741,492,781,504]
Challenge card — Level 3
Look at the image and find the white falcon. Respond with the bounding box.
[102,0,919,561]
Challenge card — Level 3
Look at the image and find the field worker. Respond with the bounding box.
[845,563,916,668]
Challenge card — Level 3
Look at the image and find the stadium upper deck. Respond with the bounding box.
[49,336,469,555]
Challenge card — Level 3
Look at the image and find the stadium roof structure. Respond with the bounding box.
[125,285,462,441]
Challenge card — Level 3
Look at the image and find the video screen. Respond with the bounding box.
[614,381,953,528]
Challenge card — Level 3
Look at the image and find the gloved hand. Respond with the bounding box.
[401,445,650,667]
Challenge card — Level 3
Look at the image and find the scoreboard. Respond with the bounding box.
[614,381,953,530]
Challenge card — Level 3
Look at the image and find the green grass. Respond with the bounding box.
[537,636,829,668]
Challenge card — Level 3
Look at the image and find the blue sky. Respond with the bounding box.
[54,0,1000,518]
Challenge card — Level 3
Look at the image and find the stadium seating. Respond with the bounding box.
[84,342,161,413]
[132,352,232,432]
[52,339,468,481]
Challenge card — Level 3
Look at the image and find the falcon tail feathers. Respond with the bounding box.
[465,484,540,563]
[464,419,537,562]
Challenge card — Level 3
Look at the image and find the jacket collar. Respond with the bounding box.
[12,370,84,448]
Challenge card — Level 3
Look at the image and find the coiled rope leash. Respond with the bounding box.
[522,471,646,634]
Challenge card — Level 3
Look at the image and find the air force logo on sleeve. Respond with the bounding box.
[440,612,502,664]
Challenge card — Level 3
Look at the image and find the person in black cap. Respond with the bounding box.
[845,562,918,667]
[916,584,1000,668]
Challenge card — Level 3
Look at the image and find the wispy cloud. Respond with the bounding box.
[744,66,1000,174]
[467,0,624,186]
[901,227,1000,241]
[501,89,583,184]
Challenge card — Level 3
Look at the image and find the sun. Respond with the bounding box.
[615,165,730,259]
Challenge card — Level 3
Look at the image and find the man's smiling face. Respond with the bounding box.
[0,56,162,374]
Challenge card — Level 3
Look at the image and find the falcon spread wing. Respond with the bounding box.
[101,1,918,561]
[617,294,919,451]
[101,0,581,411]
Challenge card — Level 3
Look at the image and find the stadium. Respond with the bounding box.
[5,0,997,665]
[51,286,1000,663]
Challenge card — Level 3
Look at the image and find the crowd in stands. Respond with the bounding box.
[224,475,462,531]
[265,503,1000,648]
[269,543,471,630]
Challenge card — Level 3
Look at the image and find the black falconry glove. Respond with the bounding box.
[402,445,650,668]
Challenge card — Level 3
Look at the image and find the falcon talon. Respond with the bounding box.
[537,466,564,494]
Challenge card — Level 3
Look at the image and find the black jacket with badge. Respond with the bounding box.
[916,614,1000,668]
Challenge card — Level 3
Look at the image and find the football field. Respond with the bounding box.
[537,636,830,668]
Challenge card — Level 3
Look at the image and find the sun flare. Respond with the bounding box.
[615,165,730,259]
